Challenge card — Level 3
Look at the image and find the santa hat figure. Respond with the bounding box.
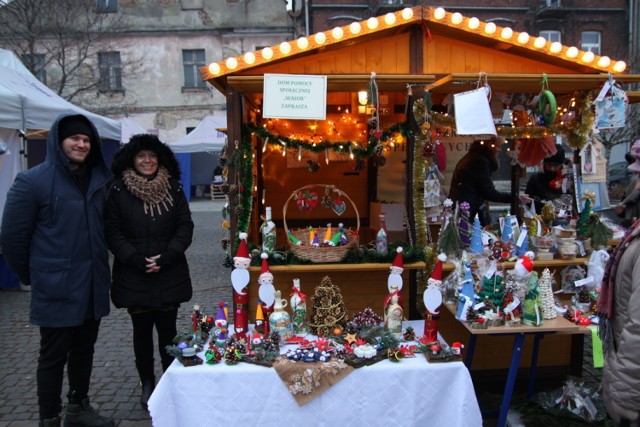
[428,254,447,287]
[514,251,535,277]
[234,232,251,261]
[392,247,404,270]
[259,253,273,282]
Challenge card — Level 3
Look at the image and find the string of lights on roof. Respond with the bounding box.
[204,6,626,80]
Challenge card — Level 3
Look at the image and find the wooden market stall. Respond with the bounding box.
[200,5,640,379]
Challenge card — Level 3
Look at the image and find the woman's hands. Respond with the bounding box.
[145,255,161,273]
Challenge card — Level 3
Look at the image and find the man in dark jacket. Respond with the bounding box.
[0,114,114,427]
[525,144,567,213]
[449,137,513,226]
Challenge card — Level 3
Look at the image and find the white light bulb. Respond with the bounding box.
[367,17,379,30]
[314,32,326,45]
[451,12,463,25]
[500,27,513,39]
[280,42,291,54]
[226,57,238,69]
[468,17,480,30]
[434,7,446,20]
[401,8,413,20]
[243,52,255,64]
[297,37,309,49]
[384,13,396,25]
[484,22,496,34]
[262,47,273,59]
[349,22,361,35]
[332,26,344,39]
[208,63,221,75]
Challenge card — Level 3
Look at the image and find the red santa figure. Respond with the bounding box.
[387,247,405,307]
[513,251,535,278]
[423,254,446,342]
[257,253,276,336]
[230,233,251,339]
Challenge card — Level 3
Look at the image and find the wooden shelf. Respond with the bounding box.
[248,261,426,273]
[442,257,589,272]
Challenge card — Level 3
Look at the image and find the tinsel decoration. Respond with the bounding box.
[556,92,594,150]
[308,276,348,337]
[457,202,472,248]
[350,307,383,330]
[366,72,380,131]
[229,135,254,258]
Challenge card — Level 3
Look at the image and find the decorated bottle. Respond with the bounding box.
[269,290,293,341]
[375,213,388,255]
[384,285,403,336]
[289,278,307,335]
[261,207,276,254]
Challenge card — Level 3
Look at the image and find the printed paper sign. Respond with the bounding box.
[263,74,327,120]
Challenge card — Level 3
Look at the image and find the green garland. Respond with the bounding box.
[230,132,255,253]
[555,92,594,150]
[245,122,411,160]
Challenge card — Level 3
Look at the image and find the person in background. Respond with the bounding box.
[614,141,640,228]
[104,134,193,411]
[0,114,114,427]
[598,217,640,426]
[524,144,567,214]
[449,136,513,226]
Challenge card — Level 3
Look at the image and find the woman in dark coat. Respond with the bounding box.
[104,134,193,410]
[449,137,513,226]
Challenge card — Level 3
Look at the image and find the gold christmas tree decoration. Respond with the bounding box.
[308,276,348,337]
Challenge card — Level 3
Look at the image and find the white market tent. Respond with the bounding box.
[0,48,135,225]
[166,115,226,153]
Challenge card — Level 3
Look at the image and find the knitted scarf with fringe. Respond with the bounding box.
[122,167,174,217]
[597,219,640,353]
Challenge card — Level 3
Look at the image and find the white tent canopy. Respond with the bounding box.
[166,115,226,153]
[0,48,121,140]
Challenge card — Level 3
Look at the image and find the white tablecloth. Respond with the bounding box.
[148,320,482,427]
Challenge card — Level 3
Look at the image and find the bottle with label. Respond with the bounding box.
[375,213,388,255]
[269,290,293,341]
[290,278,307,335]
[261,207,276,254]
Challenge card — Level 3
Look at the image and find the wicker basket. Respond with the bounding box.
[283,184,360,263]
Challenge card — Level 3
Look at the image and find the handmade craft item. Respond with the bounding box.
[230,232,251,339]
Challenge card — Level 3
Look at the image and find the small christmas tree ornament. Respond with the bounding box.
[290,278,307,335]
[308,276,348,336]
[501,211,514,244]
[515,224,531,257]
[230,232,251,339]
[522,272,543,326]
[469,214,484,254]
[538,268,557,320]
[456,263,476,320]
[576,193,594,238]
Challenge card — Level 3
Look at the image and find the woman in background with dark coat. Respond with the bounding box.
[105,134,193,411]
[448,136,513,226]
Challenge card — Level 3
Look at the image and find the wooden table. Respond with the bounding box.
[444,304,580,427]
[247,262,426,322]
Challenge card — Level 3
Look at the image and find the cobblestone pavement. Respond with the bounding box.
[0,199,229,426]
[0,198,603,426]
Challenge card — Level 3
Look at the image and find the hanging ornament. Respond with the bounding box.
[321,187,334,208]
[222,253,233,268]
[306,160,320,172]
[353,159,366,172]
[374,144,384,156]
[422,142,435,158]
[332,194,347,216]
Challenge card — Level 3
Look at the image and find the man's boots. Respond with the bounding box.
[63,397,114,427]
[140,378,155,411]
[39,416,61,427]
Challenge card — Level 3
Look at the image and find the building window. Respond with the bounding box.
[22,53,46,84]
[539,30,561,43]
[98,51,122,91]
[542,0,560,6]
[96,0,117,13]
[183,49,207,88]
[581,31,601,55]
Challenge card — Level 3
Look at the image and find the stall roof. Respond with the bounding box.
[201,5,640,99]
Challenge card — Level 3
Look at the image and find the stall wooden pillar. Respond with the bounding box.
[226,86,244,248]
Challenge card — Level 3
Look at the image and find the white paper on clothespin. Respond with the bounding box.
[595,80,612,102]
[504,297,521,313]
[575,240,587,257]
[536,219,543,237]
[485,260,497,278]
[575,276,595,287]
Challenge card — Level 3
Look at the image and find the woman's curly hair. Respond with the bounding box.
[110,134,182,180]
